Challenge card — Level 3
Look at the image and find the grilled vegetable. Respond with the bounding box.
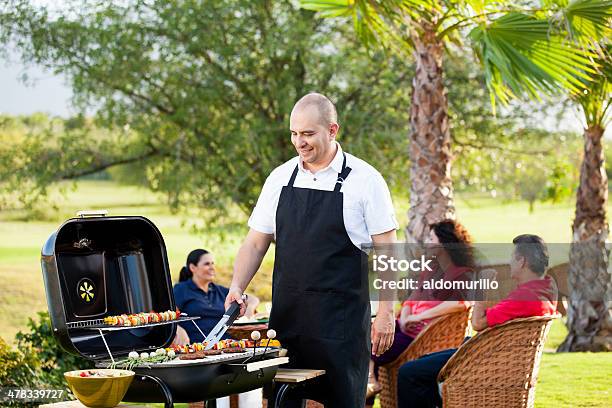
[102,309,181,327]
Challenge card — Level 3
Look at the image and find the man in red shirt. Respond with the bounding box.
[397,234,557,408]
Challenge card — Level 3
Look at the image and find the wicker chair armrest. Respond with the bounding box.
[437,314,558,383]
[383,307,472,371]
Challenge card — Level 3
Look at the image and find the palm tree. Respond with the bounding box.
[301,0,607,243]
[561,59,611,350]
[554,2,611,351]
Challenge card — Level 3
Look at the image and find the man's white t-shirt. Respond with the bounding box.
[248,142,398,248]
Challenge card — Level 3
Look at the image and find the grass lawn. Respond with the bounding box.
[535,351,612,407]
[1,180,611,407]
[533,320,612,407]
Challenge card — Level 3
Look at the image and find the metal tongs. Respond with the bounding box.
[203,294,246,350]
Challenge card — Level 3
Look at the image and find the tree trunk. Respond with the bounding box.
[559,125,612,352]
[406,27,455,243]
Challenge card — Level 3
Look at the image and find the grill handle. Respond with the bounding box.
[77,210,109,218]
[226,300,242,322]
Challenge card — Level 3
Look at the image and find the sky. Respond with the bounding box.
[1,1,76,116]
[1,53,74,117]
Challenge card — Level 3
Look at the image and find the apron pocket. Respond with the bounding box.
[269,285,299,338]
[301,291,347,341]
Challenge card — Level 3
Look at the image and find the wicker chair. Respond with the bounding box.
[438,315,558,408]
[377,307,472,408]
[547,263,568,316]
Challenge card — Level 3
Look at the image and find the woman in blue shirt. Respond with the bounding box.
[172,249,260,345]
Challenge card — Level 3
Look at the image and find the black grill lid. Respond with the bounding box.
[41,213,177,360]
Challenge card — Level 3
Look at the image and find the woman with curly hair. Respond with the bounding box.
[366,220,474,405]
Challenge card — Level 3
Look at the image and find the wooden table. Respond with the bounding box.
[274,369,325,383]
[266,368,326,408]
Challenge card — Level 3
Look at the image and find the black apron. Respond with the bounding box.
[269,154,370,407]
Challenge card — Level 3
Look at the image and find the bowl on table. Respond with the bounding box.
[64,369,134,408]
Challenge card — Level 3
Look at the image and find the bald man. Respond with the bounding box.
[226,93,398,407]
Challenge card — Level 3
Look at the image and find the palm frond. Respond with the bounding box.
[300,0,356,18]
[561,0,612,48]
[470,12,598,111]
[573,44,612,127]
[300,0,444,52]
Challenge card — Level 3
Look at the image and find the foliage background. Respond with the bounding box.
[0,0,592,228]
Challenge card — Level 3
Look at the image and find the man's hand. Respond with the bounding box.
[399,313,422,333]
[472,301,489,331]
[370,230,398,357]
[371,308,395,356]
[171,325,190,346]
[225,286,247,317]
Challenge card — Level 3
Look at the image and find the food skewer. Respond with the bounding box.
[103,308,181,327]
[258,329,276,361]
[243,330,261,363]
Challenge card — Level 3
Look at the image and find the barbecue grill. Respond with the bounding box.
[41,212,287,407]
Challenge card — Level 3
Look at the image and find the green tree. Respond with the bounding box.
[0,0,410,225]
[0,1,575,227]
[0,60,576,220]
[0,113,140,212]
[301,0,609,242]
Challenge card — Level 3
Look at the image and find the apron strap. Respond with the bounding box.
[287,165,299,187]
[288,154,351,191]
[334,153,352,192]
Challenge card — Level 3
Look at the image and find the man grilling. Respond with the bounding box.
[225,93,398,407]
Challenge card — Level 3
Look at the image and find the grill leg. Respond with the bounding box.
[138,374,174,408]
[275,384,290,408]
[271,384,306,408]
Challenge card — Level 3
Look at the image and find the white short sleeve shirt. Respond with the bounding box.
[248,143,399,248]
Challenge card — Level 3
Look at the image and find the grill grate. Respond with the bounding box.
[96,347,283,368]
[66,316,199,331]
